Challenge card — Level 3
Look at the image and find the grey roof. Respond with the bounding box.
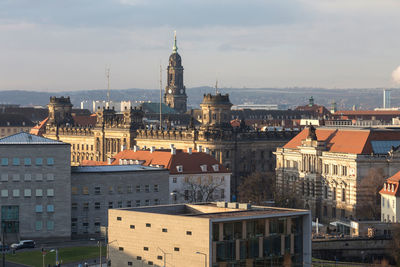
[71,164,165,173]
[0,132,65,145]
[371,140,400,154]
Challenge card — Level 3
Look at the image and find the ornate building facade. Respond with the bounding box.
[164,33,187,114]
[275,126,400,222]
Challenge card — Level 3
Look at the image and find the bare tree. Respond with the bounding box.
[357,168,386,220]
[238,172,275,205]
[178,175,226,203]
[390,223,400,266]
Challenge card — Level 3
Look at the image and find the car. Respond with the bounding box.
[10,240,35,250]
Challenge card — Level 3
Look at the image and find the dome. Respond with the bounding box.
[169,52,182,67]
[201,93,232,106]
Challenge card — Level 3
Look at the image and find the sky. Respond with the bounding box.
[0,0,400,91]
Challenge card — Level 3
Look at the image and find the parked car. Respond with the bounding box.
[0,242,9,251]
[10,240,35,250]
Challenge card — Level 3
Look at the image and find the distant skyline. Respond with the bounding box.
[1,0,400,91]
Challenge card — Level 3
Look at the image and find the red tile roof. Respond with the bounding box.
[72,114,97,127]
[30,118,48,136]
[283,127,400,154]
[379,171,400,197]
[82,149,230,175]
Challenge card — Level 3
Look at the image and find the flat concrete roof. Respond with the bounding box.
[71,164,165,173]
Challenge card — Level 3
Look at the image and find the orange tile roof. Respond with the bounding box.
[379,171,400,197]
[81,160,108,166]
[283,127,400,154]
[30,118,48,136]
[83,149,230,175]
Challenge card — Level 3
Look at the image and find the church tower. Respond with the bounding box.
[164,32,187,114]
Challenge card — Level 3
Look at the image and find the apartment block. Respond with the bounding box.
[70,165,169,236]
[108,202,311,267]
[0,132,71,240]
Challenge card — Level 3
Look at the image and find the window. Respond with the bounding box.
[220,189,225,199]
[24,189,31,197]
[24,158,31,166]
[12,189,20,197]
[1,174,8,182]
[342,188,346,202]
[47,173,54,181]
[148,261,153,265]
[324,186,328,199]
[342,166,347,176]
[83,203,89,210]
[333,188,336,200]
[117,217,122,221]
[36,205,43,213]
[24,174,31,181]
[94,187,101,195]
[323,206,327,216]
[127,185,132,193]
[145,199,150,206]
[146,223,151,227]
[153,184,159,192]
[212,164,219,171]
[1,190,8,197]
[136,185,141,193]
[1,158,8,166]
[137,256,142,260]
[130,225,135,229]
[109,186,114,194]
[72,203,77,210]
[174,247,180,252]
[12,158,20,166]
[36,221,43,231]
[186,231,192,235]
[118,247,124,251]
[383,198,385,207]
[128,262,132,266]
[176,165,183,172]
[145,185,150,193]
[47,205,54,213]
[47,189,54,197]
[157,256,163,260]
[154,199,159,205]
[118,201,122,208]
[333,165,338,175]
[136,200,141,207]
[162,228,167,232]
[82,187,89,195]
[71,187,78,195]
[95,202,100,209]
[12,174,20,181]
[117,186,123,194]
[47,220,54,230]
[200,165,207,172]
[47,158,54,165]
[35,158,43,166]
[172,177,177,183]
[127,201,132,207]
[332,207,336,218]
[144,247,149,251]
[324,163,329,173]
[108,202,113,208]
[36,174,43,181]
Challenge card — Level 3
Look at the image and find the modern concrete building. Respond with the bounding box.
[380,171,400,223]
[0,132,71,240]
[108,202,311,267]
[70,165,169,237]
[275,125,400,223]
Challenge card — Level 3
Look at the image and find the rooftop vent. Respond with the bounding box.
[150,146,155,153]
[171,147,176,155]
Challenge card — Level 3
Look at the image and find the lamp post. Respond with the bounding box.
[195,251,207,267]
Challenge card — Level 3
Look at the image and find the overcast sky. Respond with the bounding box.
[0,0,400,91]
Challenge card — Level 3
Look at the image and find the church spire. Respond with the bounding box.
[172,30,178,53]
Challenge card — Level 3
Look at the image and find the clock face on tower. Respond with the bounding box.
[180,89,184,94]
[168,89,172,94]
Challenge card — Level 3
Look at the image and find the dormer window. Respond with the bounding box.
[384,183,387,190]
[176,165,183,172]
[200,165,207,172]
[212,164,219,172]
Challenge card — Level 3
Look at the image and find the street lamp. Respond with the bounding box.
[195,251,207,267]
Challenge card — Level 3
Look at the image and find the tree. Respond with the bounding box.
[357,168,386,220]
[238,172,275,205]
[390,223,400,266]
[177,175,226,203]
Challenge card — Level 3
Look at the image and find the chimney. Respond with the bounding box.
[150,146,156,153]
[205,148,210,154]
[133,145,139,152]
[197,145,202,152]
[143,146,147,150]
[121,145,126,151]
[187,147,192,155]
[171,147,176,155]
[170,144,175,149]
[107,158,112,165]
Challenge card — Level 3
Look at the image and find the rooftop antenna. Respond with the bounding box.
[105,66,111,106]
[159,63,163,129]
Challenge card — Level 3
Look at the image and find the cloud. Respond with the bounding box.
[392,66,400,85]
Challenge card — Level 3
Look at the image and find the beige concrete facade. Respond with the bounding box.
[108,203,312,267]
